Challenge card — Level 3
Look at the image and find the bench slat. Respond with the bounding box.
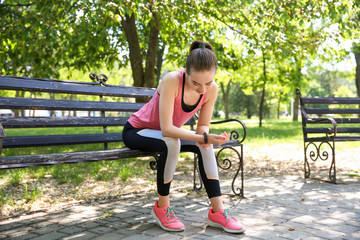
[306,136,360,142]
[3,133,123,148]
[0,75,155,98]
[305,128,360,134]
[0,116,196,128]
[301,97,360,105]
[0,97,144,112]
[305,108,360,115]
[304,118,360,124]
[0,140,241,168]
[0,117,129,128]
[0,148,155,168]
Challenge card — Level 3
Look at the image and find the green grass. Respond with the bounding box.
[210,118,304,144]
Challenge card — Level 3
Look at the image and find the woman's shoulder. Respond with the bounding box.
[205,81,218,102]
[163,71,180,81]
[157,71,180,94]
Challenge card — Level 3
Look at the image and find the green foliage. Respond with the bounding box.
[0,189,12,207]
[23,183,43,203]
[52,165,85,184]
[8,169,28,186]
[305,67,356,97]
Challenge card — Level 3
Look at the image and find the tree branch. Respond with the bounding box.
[1,3,37,7]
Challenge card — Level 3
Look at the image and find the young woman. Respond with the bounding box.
[122,41,245,233]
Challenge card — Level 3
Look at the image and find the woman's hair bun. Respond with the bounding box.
[189,40,214,53]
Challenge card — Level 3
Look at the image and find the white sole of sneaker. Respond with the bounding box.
[207,219,246,233]
[151,209,185,232]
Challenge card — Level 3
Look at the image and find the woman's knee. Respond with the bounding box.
[164,137,181,153]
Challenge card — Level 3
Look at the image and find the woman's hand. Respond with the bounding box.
[196,141,212,150]
[196,132,230,149]
[208,132,230,146]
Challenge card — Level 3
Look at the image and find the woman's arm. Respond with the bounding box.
[196,83,229,148]
[159,72,205,143]
[159,73,227,145]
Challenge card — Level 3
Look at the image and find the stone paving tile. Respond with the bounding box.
[154,233,183,240]
[7,233,39,240]
[77,221,101,229]
[58,225,84,234]
[88,226,114,234]
[315,229,347,239]
[0,225,35,237]
[62,231,98,240]
[92,232,127,240]
[344,231,360,240]
[31,231,67,240]
[279,230,313,239]
[0,222,23,232]
[31,223,65,235]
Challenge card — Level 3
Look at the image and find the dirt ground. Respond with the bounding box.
[1,143,359,219]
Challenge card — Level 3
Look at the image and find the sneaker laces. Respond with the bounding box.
[222,209,236,225]
[165,206,179,224]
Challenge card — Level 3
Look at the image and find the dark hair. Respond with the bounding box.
[186,41,217,74]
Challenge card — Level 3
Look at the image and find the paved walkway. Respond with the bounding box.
[0,175,359,240]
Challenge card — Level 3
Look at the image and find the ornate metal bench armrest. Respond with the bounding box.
[308,117,338,138]
[0,123,5,155]
[210,119,247,144]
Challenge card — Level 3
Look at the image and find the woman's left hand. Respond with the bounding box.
[196,141,212,150]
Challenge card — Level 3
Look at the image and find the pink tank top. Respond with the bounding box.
[128,71,206,130]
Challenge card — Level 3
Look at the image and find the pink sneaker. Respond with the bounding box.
[151,200,185,232]
[207,208,246,233]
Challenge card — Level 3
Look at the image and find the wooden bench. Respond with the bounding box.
[0,74,247,197]
[297,88,360,183]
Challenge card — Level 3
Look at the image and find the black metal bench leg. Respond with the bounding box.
[150,154,159,170]
[216,146,244,198]
[193,153,203,192]
[0,123,5,156]
[304,142,311,179]
[193,147,244,198]
[329,143,336,183]
[304,141,336,183]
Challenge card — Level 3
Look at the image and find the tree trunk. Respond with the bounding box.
[354,43,360,116]
[120,13,144,88]
[355,44,360,98]
[143,12,159,88]
[13,65,21,117]
[277,94,281,119]
[73,95,77,117]
[50,93,56,117]
[220,81,232,120]
[292,64,302,121]
[292,96,299,121]
[259,52,267,127]
[155,44,165,86]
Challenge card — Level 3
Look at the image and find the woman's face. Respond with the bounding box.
[186,68,216,95]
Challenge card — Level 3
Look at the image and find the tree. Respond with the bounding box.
[0,1,75,78]
[355,43,360,97]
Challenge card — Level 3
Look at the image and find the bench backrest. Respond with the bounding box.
[296,88,360,142]
[0,74,196,154]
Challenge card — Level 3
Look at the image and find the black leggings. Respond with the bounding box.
[122,122,221,198]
